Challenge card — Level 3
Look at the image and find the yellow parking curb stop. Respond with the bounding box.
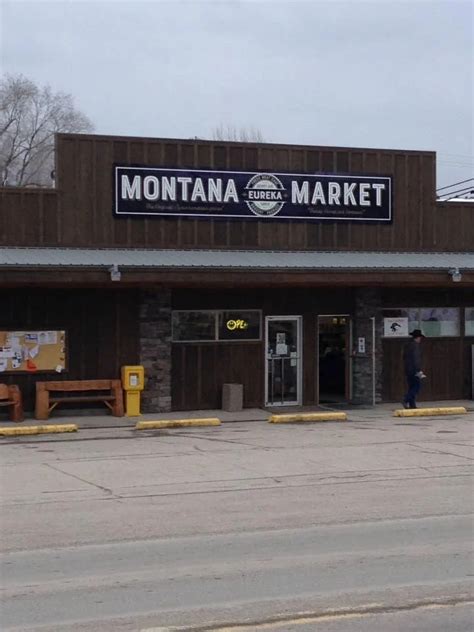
[394,407,467,417]
[0,424,78,436]
[269,412,347,423]
[135,418,221,430]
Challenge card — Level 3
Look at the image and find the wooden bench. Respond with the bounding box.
[35,380,124,420]
[0,384,24,423]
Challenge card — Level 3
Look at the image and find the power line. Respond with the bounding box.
[436,177,474,192]
[439,186,473,196]
[438,190,474,202]
[438,190,474,201]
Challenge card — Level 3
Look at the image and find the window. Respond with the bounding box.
[172,311,216,342]
[382,308,460,337]
[466,308,474,336]
[172,310,261,342]
[420,308,460,337]
[218,311,261,341]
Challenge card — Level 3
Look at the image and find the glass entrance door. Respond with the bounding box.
[265,316,302,406]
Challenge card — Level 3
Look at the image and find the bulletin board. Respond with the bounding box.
[0,330,67,374]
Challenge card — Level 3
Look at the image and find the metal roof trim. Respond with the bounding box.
[0,247,473,271]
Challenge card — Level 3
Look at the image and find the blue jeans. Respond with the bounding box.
[404,374,421,408]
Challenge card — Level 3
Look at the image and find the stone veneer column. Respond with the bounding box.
[351,288,383,405]
[138,289,172,413]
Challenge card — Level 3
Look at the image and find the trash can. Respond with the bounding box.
[222,383,243,412]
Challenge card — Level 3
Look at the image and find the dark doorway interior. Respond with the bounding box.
[318,316,349,403]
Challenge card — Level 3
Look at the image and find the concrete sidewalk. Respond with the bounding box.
[0,399,472,430]
[0,406,267,429]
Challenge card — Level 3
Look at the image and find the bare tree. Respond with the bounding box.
[211,124,265,143]
[0,74,94,187]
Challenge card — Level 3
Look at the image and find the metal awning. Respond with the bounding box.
[1,247,473,271]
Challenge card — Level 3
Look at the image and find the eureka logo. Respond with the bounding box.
[244,173,286,216]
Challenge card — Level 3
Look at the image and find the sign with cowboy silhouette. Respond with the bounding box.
[383,318,409,337]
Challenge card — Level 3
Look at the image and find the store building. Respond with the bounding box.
[0,133,473,414]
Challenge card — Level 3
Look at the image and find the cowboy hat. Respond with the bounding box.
[410,329,425,338]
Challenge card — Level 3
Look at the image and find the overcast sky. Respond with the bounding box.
[1,0,472,187]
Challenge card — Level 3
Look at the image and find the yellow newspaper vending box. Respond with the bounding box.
[121,365,145,416]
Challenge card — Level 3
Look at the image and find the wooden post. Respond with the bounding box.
[111,380,124,417]
[8,385,24,422]
[35,382,50,420]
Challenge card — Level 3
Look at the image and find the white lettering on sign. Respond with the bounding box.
[223,179,238,203]
[144,176,159,200]
[117,169,390,221]
[191,178,206,202]
[177,177,192,201]
[359,183,371,206]
[372,183,386,206]
[248,190,283,201]
[311,182,326,205]
[122,174,388,208]
[162,176,176,201]
[122,175,141,200]
[290,180,387,207]
[292,181,308,204]
[343,182,357,205]
[328,182,341,205]
[122,174,242,204]
[208,178,222,202]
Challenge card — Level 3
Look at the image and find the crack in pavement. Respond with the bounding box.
[5,470,473,508]
[44,463,118,497]
[407,443,474,462]
[171,596,474,631]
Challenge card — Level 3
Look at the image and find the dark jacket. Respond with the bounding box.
[403,339,422,376]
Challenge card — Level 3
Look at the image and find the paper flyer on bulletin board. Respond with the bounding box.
[0,331,66,373]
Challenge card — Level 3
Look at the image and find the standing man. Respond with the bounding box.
[403,329,426,409]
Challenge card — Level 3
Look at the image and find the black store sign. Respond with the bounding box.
[114,166,392,222]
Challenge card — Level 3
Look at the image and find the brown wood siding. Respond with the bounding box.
[382,338,472,401]
[0,289,139,412]
[0,188,60,246]
[2,134,472,252]
[172,343,263,410]
[434,202,474,251]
